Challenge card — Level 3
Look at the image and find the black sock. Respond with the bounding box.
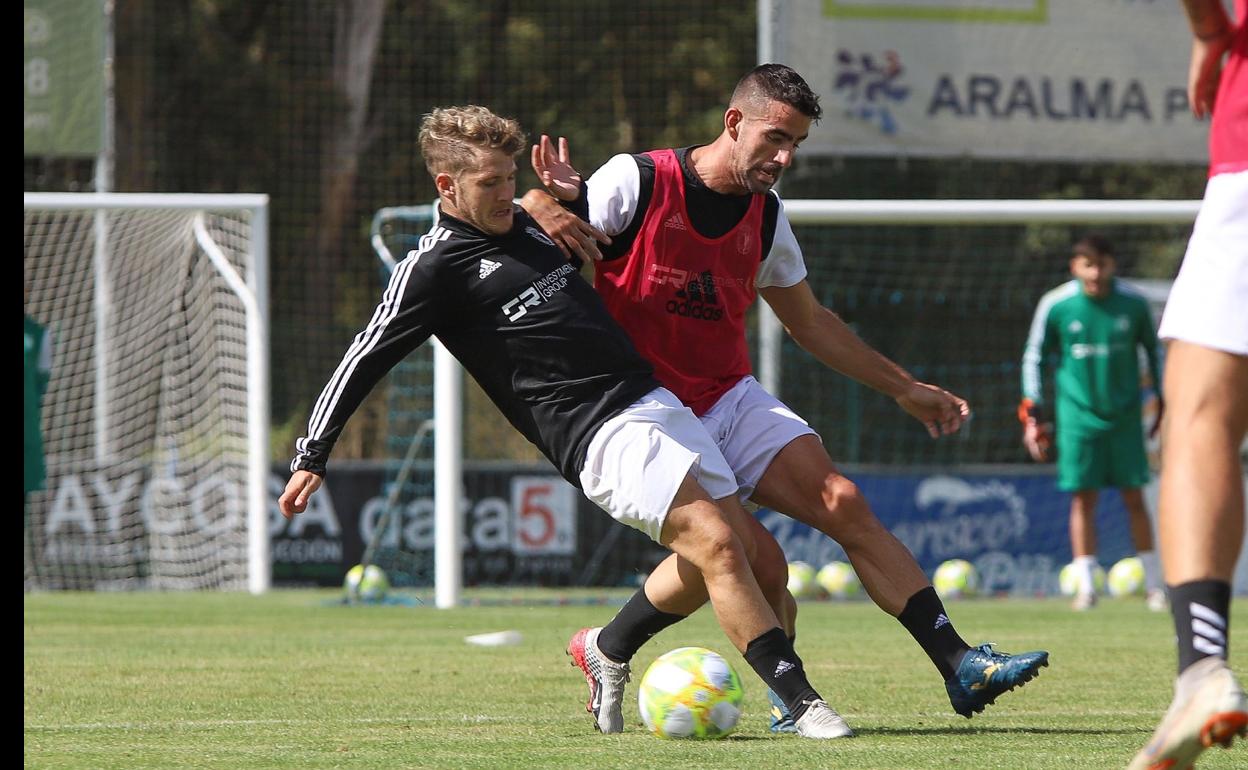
[596,588,685,663]
[744,627,820,721]
[1169,580,1231,674]
[897,586,971,679]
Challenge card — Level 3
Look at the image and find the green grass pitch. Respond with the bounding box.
[24,590,1247,769]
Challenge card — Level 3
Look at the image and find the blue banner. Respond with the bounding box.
[761,471,1138,596]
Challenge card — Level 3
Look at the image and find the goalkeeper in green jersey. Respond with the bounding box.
[1020,235,1165,612]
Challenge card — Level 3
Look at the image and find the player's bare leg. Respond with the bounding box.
[658,476,783,648]
[1121,488,1155,555]
[1157,343,1247,586]
[644,505,802,733]
[1130,342,1248,770]
[753,434,1048,717]
[571,473,850,737]
[571,475,771,734]
[1070,490,1101,610]
[753,436,926,614]
[573,489,803,734]
[1120,487,1165,610]
[660,475,849,738]
[642,509,792,627]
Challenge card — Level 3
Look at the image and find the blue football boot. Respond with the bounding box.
[945,643,1049,718]
[768,688,798,733]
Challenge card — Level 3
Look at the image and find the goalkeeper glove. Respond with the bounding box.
[1018,398,1053,462]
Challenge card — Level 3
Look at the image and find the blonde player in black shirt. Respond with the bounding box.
[278,105,851,739]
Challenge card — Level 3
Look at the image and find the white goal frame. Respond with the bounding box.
[24,192,271,594]
[757,199,1203,393]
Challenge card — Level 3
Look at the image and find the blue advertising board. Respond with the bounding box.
[762,470,1139,596]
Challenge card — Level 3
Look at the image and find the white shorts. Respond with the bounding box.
[698,376,819,503]
[1158,170,1248,355]
[579,387,738,542]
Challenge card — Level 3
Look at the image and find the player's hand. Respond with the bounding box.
[518,188,611,263]
[1188,32,1233,118]
[1022,421,1053,462]
[279,470,323,520]
[895,382,970,438]
[531,135,584,202]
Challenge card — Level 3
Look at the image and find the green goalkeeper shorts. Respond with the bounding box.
[1056,419,1151,492]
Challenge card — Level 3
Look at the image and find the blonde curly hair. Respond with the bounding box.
[418,105,527,177]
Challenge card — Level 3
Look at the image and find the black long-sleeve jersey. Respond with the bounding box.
[291,208,660,485]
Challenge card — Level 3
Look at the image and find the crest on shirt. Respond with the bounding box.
[736,228,755,255]
[1068,320,1083,334]
[525,226,555,247]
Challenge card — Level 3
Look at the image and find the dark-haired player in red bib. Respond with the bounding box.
[525,64,1048,735]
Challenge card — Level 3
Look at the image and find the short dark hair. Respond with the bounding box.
[1072,234,1114,259]
[730,64,822,121]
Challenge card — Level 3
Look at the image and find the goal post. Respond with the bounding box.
[23,192,270,593]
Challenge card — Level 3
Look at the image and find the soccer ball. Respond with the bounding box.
[344,564,389,603]
[933,559,979,599]
[787,561,819,599]
[638,647,745,739]
[817,561,861,600]
[1058,562,1106,597]
[1107,556,1146,597]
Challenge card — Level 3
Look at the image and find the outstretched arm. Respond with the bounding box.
[760,280,970,438]
[522,134,611,262]
[282,256,442,517]
[1181,0,1235,118]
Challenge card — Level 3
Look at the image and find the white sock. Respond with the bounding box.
[1137,550,1162,593]
[1074,554,1098,596]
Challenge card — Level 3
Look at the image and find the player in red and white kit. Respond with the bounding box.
[1128,2,1248,767]
[526,65,1048,735]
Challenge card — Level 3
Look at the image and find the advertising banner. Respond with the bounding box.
[31,460,1247,594]
[268,463,664,589]
[766,470,1141,595]
[769,0,1216,162]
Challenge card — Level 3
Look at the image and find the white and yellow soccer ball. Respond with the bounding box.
[1107,556,1146,597]
[787,560,819,599]
[344,564,389,603]
[638,647,745,739]
[933,559,979,599]
[817,561,861,600]
[1058,562,1106,597]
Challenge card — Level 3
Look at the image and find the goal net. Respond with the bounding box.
[23,193,270,593]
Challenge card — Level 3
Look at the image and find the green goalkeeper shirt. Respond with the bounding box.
[1021,279,1162,434]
